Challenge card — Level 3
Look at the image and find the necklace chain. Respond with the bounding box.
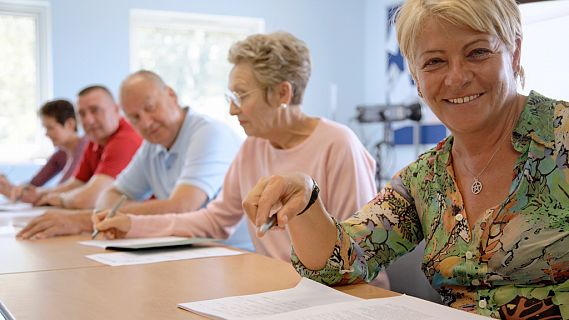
[461,133,509,195]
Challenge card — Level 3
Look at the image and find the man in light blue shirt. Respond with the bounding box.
[96,70,243,214]
[110,106,237,204]
[22,70,244,240]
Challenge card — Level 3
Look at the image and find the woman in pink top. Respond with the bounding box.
[94,31,389,289]
[0,99,87,203]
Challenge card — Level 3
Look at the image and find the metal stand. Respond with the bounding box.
[355,103,422,189]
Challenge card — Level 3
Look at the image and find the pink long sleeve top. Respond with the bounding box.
[126,118,377,262]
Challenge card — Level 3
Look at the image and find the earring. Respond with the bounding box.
[280,103,288,109]
[417,87,423,98]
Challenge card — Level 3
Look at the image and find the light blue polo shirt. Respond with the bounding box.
[114,107,242,201]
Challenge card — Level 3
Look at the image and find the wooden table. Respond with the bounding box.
[0,210,399,319]
[0,206,105,274]
[0,235,104,274]
[0,238,397,319]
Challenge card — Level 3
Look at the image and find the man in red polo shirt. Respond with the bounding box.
[31,85,142,209]
[17,85,142,239]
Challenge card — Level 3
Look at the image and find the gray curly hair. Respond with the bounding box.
[228,31,311,105]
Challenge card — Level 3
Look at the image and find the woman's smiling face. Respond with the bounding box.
[412,17,521,135]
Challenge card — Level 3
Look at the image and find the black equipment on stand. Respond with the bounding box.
[355,102,422,188]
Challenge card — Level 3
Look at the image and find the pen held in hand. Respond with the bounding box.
[91,195,127,239]
[259,214,278,235]
[257,202,283,235]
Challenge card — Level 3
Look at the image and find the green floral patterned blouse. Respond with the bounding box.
[292,91,569,319]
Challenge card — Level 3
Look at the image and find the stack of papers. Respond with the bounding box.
[178,278,361,319]
[86,247,244,266]
[82,237,245,266]
[255,295,490,319]
[178,278,489,320]
[79,236,216,250]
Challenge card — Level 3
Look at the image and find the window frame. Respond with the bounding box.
[128,9,264,137]
[129,9,265,72]
[0,0,52,111]
[0,0,52,163]
[519,1,569,101]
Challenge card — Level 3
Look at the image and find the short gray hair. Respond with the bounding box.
[228,31,311,105]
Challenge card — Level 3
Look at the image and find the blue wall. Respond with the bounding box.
[48,0,368,125]
[4,0,409,183]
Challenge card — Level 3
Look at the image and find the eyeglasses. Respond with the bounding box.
[224,88,260,108]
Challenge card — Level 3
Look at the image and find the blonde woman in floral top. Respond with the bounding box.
[243,0,568,319]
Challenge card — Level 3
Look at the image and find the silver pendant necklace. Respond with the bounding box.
[462,134,508,195]
[471,178,483,194]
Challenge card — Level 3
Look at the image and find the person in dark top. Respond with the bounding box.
[0,99,87,203]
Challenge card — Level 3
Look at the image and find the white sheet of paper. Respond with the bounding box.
[79,236,193,248]
[178,277,362,320]
[254,295,489,320]
[0,208,46,218]
[86,247,244,266]
[0,202,33,211]
[0,225,18,237]
[0,208,46,237]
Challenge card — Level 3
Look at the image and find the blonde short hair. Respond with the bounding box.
[395,0,523,82]
[228,31,311,105]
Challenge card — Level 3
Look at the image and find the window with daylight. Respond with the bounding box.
[519,1,569,101]
[0,1,51,163]
[130,9,264,136]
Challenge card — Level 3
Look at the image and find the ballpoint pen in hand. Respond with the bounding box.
[259,214,278,235]
[91,195,127,239]
[258,202,283,235]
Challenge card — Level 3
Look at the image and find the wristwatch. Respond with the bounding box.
[297,178,319,216]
